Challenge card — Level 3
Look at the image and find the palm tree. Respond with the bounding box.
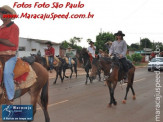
[69,37,82,46]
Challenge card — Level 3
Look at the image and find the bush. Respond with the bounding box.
[126,55,133,61]
[131,53,142,63]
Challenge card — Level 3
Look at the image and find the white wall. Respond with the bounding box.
[18,37,60,57]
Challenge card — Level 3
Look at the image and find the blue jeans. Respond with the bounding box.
[4,56,17,100]
[68,57,72,65]
[48,56,54,70]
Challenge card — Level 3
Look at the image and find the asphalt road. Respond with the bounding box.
[1,67,163,122]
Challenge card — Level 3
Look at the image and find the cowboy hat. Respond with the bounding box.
[89,41,94,44]
[106,41,112,45]
[45,41,53,46]
[0,5,17,15]
[114,31,125,36]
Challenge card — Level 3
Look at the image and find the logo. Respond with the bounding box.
[2,105,33,121]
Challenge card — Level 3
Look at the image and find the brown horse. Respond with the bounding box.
[0,62,50,122]
[90,56,136,107]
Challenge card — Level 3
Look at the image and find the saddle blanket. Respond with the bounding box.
[0,59,37,90]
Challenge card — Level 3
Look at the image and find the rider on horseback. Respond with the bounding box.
[109,31,128,82]
[45,41,55,73]
[0,5,19,102]
[87,41,96,62]
[66,46,75,67]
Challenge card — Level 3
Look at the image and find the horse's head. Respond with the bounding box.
[90,57,112,80]
[79,48,90,66]
[90,57,101,80]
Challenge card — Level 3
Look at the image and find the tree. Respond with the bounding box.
[69,37,82,46]
[140,38,152,49]
[130,43,140,51]
[87,38,92,43]
[95,32,115,53]
[131,53,142,63]
[60,40,69,49]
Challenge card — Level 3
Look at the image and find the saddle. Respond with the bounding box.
[0,56,37,92]
[45,56,61,67]
[63,57,75,65]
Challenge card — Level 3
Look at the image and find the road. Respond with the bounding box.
[1,67,163,122]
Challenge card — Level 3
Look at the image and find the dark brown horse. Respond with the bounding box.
[31,54,77,84]
[0,62,50,122]
[90,56,136,107]
[31,54,63,84]
[78,48,101,84]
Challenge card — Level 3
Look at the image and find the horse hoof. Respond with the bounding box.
[133,95,136,100]
[122,100,126,104]
[53,82,56,85]
[113,101,117,106]
[107,104,112,108]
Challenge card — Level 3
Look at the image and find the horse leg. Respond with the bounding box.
[88,69,93,84]
[74,64,77,78]
[131,85,136,100]
[85,73,89,85]
[112,82,117,105]
[53,69,59,84]
[122,84,130,104]
[98,70,101,82]
[28,92,39,122]
[131,73,136,100]
[107,82,113,107]
[70,67,73,79]
[59,68,63,83]
[64,68,69,78]
[85,68,89,85]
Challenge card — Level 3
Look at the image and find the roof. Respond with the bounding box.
[19,37,61,45]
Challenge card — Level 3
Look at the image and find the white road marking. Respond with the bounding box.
[37,100,69,110]
[121,78,146,86]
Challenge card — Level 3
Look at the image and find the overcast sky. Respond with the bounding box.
[1,0,163,47]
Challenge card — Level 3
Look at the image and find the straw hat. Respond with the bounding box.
[0,5,17,15]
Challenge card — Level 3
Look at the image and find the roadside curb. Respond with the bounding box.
[135,66,147,69]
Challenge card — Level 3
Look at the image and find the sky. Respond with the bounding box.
[1,0,163,48]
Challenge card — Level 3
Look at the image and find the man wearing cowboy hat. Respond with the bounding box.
[87,41,96,59]
[0,5,19,102]
[45,41,55,73]
[109,31,128,82]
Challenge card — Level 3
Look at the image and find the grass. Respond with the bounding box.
[134,62,148,67]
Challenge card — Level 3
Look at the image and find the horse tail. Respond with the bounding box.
[41,80,49,110]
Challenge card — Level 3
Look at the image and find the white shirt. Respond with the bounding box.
[88,46,96,58]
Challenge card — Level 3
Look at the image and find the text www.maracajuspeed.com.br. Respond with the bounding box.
[2,12,94,20]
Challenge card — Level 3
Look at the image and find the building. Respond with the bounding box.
[18,37,61,57]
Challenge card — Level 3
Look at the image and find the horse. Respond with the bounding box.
[31,54,63,84]
[61,57,78,81]
[78,48,101,84]
[90,55,136,107]
[0,61,50,122]
[31,54,77,84]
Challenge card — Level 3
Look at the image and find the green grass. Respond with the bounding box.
[134,62,148,67]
